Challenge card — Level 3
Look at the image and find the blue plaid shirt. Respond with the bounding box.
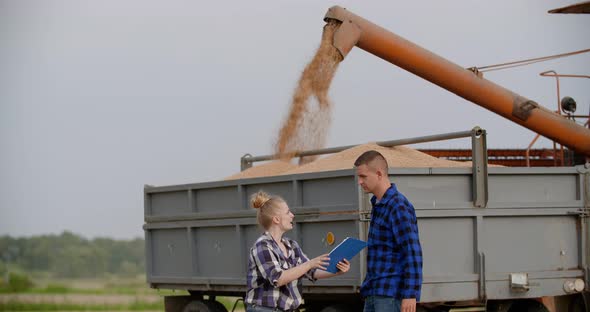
[360,183,423,300]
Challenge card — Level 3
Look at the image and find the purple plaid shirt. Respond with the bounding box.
[246,232,316,310]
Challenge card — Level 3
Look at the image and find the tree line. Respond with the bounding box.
[0,231,145,278]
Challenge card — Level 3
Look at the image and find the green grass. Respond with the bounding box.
[3,276,180,296]
[219,297,245,311]
[23,283,179,296]
[0,300,164,311]
[0,276,241,311]
[0,277,172,311]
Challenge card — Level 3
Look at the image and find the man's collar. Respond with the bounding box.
[371,183,397,205]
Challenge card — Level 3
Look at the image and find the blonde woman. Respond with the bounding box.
[245,191,350,312]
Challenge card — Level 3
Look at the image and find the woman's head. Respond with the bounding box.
[251,191,294,231]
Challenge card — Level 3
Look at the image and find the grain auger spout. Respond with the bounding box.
[323,5,590,156]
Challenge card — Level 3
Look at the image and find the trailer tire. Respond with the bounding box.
[206,300,228,312]
[486,300,512,312]
[568,293,587,312]
[319,304,354,312]
[507,300,548,312]
[183,300,214,312]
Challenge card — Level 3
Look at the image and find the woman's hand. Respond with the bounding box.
[277,253,330,287]
[307,254,330,271]
[336,259,350,273]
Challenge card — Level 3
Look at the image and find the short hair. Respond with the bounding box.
[354,150,388,171]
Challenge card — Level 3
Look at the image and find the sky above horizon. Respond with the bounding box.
[1,0,589,239]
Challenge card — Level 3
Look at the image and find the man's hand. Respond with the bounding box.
[401,298,416,312]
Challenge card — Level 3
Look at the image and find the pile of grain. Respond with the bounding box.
[286,144,470,175]
[274,21,343,164]
[225,160,297,180]
[225,144,471,179]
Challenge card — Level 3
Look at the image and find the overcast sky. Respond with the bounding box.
[1,1,589,239]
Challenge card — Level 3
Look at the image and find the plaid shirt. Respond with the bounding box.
[246,232,315,310]
[361,183,423,300]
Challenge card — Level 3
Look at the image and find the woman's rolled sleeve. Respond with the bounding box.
[252,242,284,286]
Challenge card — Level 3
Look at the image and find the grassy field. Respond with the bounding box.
[0,276,243,311]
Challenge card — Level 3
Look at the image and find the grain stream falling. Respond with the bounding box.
[274,21,343,164]
[224,20,488,181]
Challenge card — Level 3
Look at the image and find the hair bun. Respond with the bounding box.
[251,191,271,209]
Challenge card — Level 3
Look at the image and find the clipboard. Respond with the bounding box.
[325,237,367,273]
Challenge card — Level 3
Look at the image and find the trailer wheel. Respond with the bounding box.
[507,300,548,312]
[568,293,587,312]
[319,304,354,312]
[183,300,215,312]
[206,300,228,312]
[486,300,512,312]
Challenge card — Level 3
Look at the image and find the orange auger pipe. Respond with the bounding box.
[324,6,590,156]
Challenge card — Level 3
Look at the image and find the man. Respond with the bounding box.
[355,150,423,312]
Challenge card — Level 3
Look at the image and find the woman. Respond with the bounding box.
[245,191,350,312]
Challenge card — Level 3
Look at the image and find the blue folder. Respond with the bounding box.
[325,237,367,273]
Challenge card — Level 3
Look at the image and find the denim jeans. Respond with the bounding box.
[246,304,278,312]
[363,295,401,312]
[245,304,297,312]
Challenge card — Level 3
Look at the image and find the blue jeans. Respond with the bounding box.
[246,304,296,312]
[363,295,401,312]
[246,304,276,312]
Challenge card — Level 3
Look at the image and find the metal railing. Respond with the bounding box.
[241,126,489,207]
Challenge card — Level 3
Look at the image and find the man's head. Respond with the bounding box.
[354,150,390,196]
